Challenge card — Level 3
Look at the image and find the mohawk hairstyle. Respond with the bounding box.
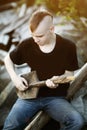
[29,10,53,32]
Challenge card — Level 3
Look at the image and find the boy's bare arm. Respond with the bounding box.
[4,54,28,91]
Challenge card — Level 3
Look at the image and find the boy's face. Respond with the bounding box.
[31,16,54,46]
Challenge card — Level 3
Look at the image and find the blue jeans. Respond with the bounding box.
[3,97,84,130]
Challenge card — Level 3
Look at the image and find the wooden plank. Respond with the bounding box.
[67,63,87,99]
[0,81,14,106]
[0,0,18,6]
[1,6,36,35]
[25,111,50,130]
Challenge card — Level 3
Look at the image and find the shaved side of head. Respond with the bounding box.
[29,10,53,33]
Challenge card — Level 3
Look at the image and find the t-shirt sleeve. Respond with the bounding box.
[10,40,29,65]
[66,41,79,71]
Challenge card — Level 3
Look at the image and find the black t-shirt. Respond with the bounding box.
[10,34,79,97]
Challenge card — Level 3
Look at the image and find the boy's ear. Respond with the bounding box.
[50,25,54,32]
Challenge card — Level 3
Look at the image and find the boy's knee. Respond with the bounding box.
[64,111,84,129]
[69,111,84,129]
[74,114,84,128]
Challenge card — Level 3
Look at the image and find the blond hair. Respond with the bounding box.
[29,10,53,32]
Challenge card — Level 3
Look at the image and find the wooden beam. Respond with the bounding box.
[0,81,14,106]
[67,63,87,99]
[25,111,50,130]
[0,0,18,6]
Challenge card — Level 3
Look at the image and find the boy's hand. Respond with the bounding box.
[13,75,28,91]
[46,76,59,89]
